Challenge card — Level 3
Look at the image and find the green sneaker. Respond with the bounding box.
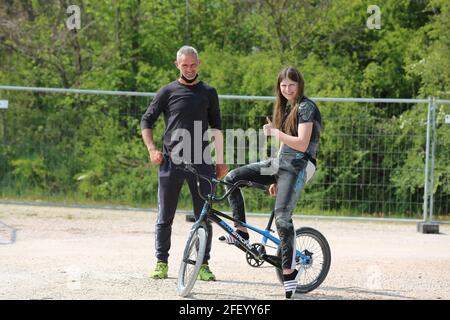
[150,261,168,279]
[198,264,216,281]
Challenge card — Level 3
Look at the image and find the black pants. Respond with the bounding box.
[155,156,215,263]
[224,151,309,269]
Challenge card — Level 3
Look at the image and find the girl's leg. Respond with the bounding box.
[274,165,306,268]
[224,160,276,229]
[219,160,276,244]
[273,165,306,297]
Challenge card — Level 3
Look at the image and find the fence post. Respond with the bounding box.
[423,97,431,222]
[417,96,439,233]
[0,100,6,145]
[0,110,4,145]
[429,97,437,223]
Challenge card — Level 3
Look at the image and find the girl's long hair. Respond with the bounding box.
[272,67,305,136]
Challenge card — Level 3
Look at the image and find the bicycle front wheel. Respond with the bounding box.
[177,225,207,297]
[276,227,331,293]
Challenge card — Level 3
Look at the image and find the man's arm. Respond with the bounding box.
[142,128,163,165]
[209,129,228,178]
[206,88,228,178]
[210,129,224,164]
[141,87,168,165]
[142,128,157,151]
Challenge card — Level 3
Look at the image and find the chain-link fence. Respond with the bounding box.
[0,220,16,245]
[429,99,450,223]
[0,86,449,223]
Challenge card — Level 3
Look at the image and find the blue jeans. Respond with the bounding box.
[224,151,309,269]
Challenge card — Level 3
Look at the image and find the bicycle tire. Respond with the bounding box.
[177,225,207,297]
[275,227,331,293]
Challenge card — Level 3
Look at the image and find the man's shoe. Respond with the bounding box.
[150,261,168,279]
[198,264,216,281]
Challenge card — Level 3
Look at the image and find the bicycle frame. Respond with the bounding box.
[182,163,312,269]
[195,200,312,270]
[176,162,330,298]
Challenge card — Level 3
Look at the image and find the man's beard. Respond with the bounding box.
[181,73,198,83]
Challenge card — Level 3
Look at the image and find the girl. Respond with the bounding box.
[220,66,322,298]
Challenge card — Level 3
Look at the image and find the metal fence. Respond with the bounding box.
[0,220,16,245]
[0,85,449,225]
[429,98,450,224]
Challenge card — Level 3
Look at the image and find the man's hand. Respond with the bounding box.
[216,163,229,179]
[269,183,277,197]
[148,148,163,165]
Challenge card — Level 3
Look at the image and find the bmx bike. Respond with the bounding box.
[177,163,331,297]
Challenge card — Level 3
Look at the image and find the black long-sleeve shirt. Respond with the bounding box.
[141,80,222,163]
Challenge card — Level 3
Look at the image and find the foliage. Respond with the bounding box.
[0,0,448,216]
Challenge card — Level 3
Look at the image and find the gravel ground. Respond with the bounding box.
[0,203,449,300]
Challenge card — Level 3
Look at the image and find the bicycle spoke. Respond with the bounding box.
[178,226,207,297]
[282,228,331,293]
[185,259,196,265]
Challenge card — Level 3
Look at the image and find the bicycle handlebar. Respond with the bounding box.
[178,163,267,202]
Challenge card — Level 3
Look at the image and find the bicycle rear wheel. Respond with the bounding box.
[177,225,207,297]
[276,227,331,293]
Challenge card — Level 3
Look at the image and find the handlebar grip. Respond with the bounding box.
[179,163,197,174]
[246,181,267,190]
[181,164,215,184]
[186,165,197,174]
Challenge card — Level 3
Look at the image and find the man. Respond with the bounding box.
[141,45,228,281]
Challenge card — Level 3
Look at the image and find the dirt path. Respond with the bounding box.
[1,203,449,300]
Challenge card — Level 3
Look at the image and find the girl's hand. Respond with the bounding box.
[269,183,277,197]
[263,117,279,137]
[215,163,229,179]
